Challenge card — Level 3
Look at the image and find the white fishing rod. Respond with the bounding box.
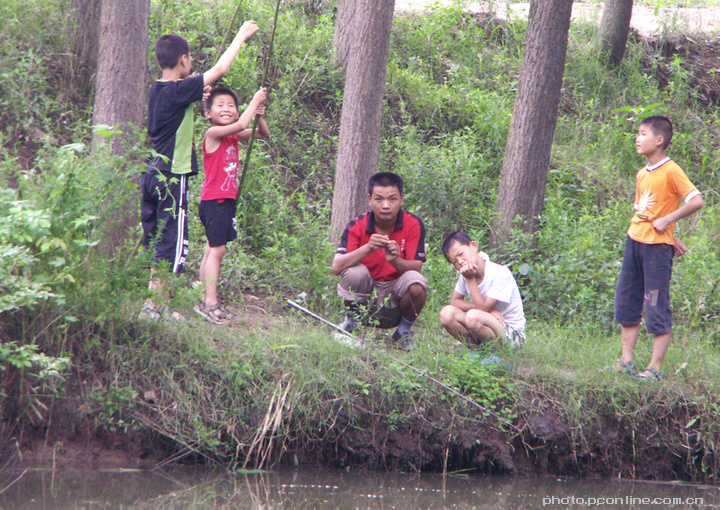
[286,299,520,432]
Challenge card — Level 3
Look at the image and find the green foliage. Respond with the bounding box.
[446,353,515,419]
[89,385,138,434]
[0,342,70,425]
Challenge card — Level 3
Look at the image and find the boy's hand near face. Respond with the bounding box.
[458,260,478,281]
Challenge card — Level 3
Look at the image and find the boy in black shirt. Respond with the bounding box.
[140,22,259,320]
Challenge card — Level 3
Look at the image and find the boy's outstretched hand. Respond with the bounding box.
[238,21,259,42]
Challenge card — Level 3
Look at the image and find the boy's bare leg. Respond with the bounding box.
[439,305,472,340]
[619,324,641,367]
[465,309,504,343]
[144,269,184,319]
[199,242,211,283]
[647,332,671,373]
[202,244,226,307]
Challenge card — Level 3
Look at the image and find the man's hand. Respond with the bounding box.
[366,234,389,252]
[383,240,400,263]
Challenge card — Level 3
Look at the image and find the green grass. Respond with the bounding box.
[1,0,720,479]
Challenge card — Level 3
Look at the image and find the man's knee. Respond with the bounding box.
[338,264,373,299]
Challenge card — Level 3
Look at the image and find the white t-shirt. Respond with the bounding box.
[454,252,526,332]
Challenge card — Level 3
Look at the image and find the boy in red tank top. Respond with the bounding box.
[195,86,269,323]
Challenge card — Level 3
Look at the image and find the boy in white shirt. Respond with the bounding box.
[439,232,526,347]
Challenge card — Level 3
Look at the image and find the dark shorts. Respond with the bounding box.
[199,199,237,247]
[140,170,189,273]
[614,236,673,335]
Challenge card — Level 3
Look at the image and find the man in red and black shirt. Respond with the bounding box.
[332,172,428,350]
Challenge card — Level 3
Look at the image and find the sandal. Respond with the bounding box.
[635,366,663,382]
[194,302,229,324]
[164,307,188,322]
[139,305,162,321]
[602,359,637,376]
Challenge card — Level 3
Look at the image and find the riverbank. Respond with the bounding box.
[2,0,719,484]
[5,296,719,482]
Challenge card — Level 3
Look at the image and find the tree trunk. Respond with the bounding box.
[333,0,356,71]
[599,0,634,66]
[491,0,573,249]
[71,0,101,99]
[92,0,149,252]
[330,0,395,242]
[92,0,148,153]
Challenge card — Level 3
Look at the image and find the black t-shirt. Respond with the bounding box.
[146,74,205,176]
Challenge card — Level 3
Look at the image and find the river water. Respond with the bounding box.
[1,467,717,509]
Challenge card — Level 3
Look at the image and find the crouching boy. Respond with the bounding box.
[439,232,526,347]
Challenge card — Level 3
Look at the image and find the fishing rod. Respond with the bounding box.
[286,299,520,432]
[237,0,282,194]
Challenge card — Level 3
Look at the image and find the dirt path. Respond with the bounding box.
[394,1,720,36]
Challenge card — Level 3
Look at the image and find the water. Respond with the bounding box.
[1,467,718,509]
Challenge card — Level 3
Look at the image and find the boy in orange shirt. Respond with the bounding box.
[611,116,703,381]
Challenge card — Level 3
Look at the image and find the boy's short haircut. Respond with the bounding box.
[154,34,190,69]
[441,231,473,259]
[205,86,239,112]
[368,172,404,195]
[640,115,673,149]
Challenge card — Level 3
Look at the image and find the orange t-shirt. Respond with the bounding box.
[627,159,698,245]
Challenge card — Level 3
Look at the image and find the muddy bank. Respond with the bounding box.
[4,371,716,483]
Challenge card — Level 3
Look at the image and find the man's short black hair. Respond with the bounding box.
[205,86,239,112]
[154,34,190,70]
[441,231,473,259]
[640,115,673,150]
[368,172,404,195]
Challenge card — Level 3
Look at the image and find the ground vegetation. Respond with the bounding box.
[1,0,719,481]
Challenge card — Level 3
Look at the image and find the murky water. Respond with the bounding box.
[1,467,718,509]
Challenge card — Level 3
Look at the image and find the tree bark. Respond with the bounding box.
[491,0,573,249]
[599,0,634,66]
[92,0,149,251]
[71,0,101,98]
[333,0,356,71]
[330,0,395,242]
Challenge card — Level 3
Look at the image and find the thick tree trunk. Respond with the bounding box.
[92,0,148,153]
[330,0,395,242]
[491,0,573,249]
[333,0,356,71]
[71,0,101,98]
[92,0,149,251]
[599,0,634,66]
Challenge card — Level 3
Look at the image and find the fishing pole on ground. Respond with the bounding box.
[237,0,282,194]
[286,299,521,432]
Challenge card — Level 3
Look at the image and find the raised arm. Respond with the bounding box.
[203,21,259,86]
[238,103,270,141]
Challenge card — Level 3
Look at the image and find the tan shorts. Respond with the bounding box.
[337,264,429,328]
